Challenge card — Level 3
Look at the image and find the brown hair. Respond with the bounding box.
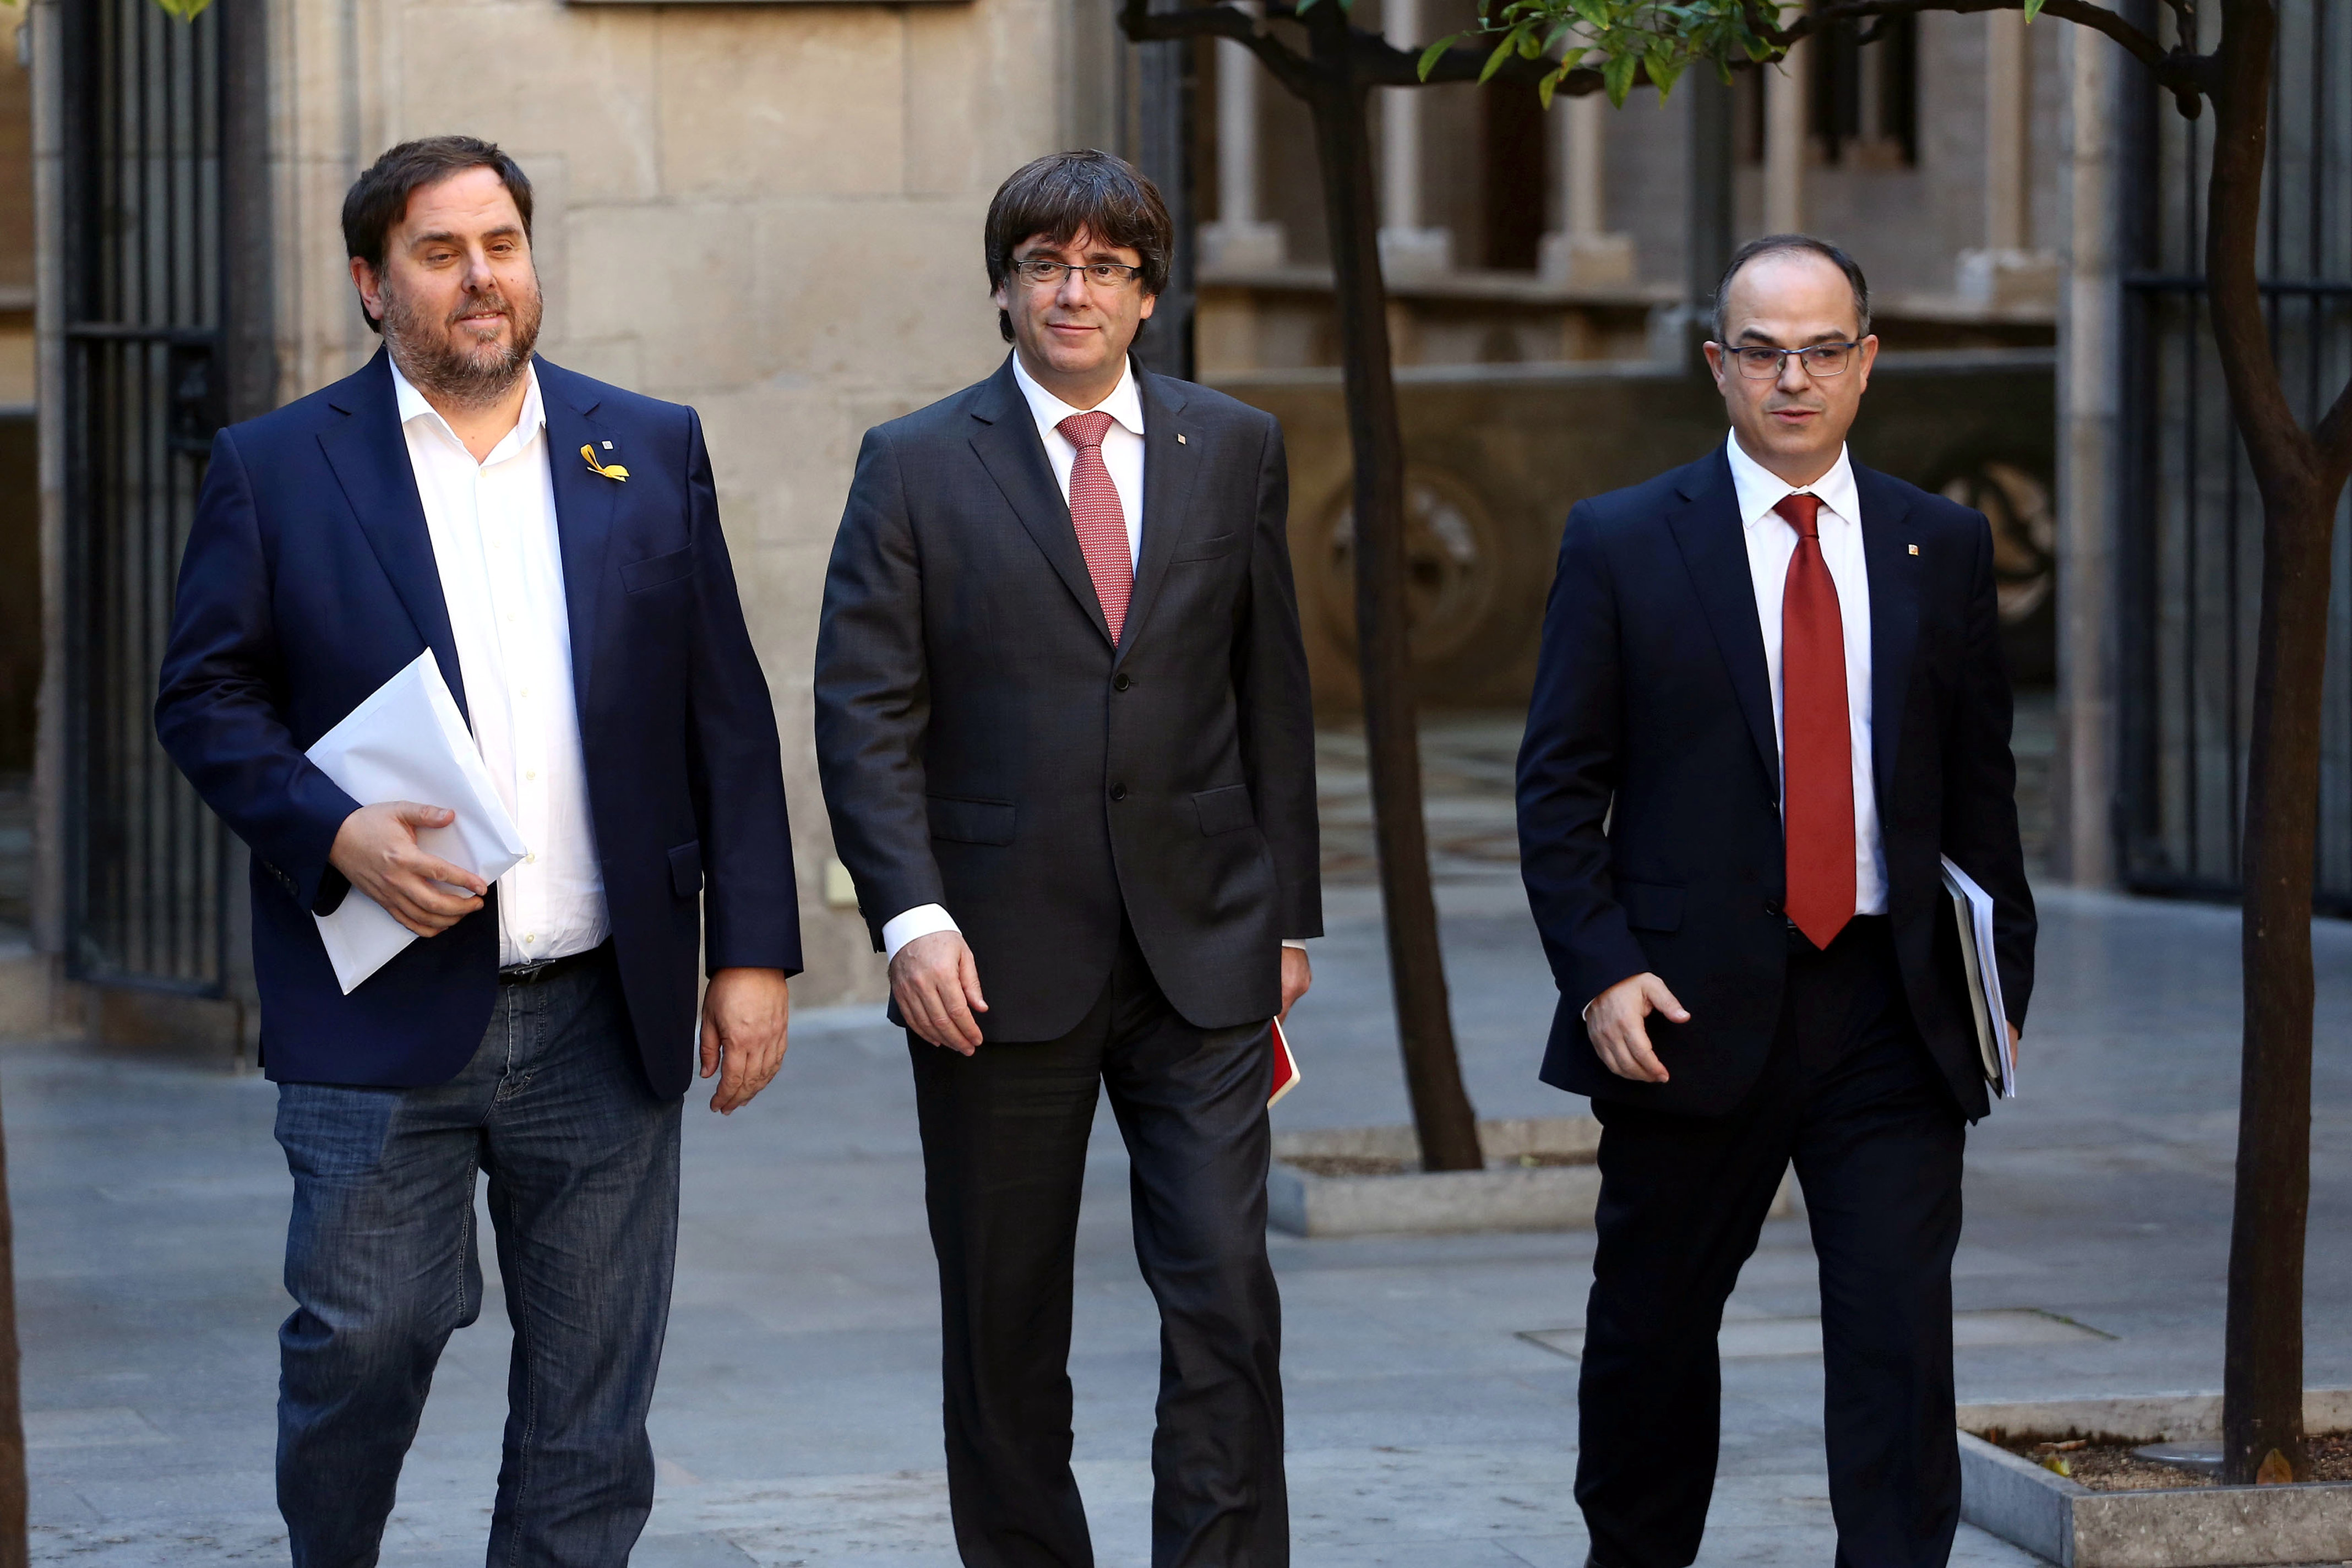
[984,150,1171,344]
[1711,233,1872,345]
[342,136,534,333]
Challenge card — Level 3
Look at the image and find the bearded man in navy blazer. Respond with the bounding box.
[1516,236,2035,1568]
[155,137,799,1567]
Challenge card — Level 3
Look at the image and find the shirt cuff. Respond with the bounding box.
[882,904,961,962]
[1281,939,1309,951]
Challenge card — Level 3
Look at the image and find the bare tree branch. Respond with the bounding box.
[1773,0,2210,109]
[1119,0,1616,96]
[1119,0,1322,96]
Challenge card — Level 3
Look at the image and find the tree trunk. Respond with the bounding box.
[2199,0,2336,1487]
[1299,1,1483,1172]
[0,1097,26,1566]
[2221,477,2335,1483]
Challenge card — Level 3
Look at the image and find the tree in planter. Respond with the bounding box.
[1118,0,1590,1174]
[1131,0,2344,1484]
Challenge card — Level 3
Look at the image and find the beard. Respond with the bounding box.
[379,273,543,409]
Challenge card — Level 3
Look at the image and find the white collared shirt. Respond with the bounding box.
[1010,350,1147,568]
[392,357,609,967]
[1723,431,1888,917]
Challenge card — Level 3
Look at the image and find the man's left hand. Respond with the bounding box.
[1279,946,1311,1022]
[2008,1021,2022,1063]
[700,967,791,1114]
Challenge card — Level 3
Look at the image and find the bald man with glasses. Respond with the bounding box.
[1516,234,2035,1568]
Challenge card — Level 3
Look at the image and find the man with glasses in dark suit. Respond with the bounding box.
[1516,235,2035,1568]
[815,150,1319,1567]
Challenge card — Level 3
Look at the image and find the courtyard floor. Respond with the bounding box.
[8,710,2351,1566]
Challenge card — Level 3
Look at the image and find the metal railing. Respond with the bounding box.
[2118,0,2352,916]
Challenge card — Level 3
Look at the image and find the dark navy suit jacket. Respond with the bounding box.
[155,350,801,1095]
[1516,446,2035,1121]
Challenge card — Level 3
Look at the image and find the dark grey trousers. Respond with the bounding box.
[910,923,1288,1568]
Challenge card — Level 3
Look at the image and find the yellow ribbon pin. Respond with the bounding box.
[581,444,629,482]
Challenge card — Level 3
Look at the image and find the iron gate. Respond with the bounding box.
[62,0,269,993]
[2119,0,2352,915]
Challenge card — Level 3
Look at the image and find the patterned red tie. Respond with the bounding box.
[1776,492,1855,950]
[1056,411,1134,641]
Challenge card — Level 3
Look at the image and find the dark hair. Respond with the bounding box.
[984,150,1172,344]
[1710,233,1872,346]
[342,136,534,334]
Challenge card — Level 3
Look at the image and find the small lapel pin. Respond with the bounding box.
[581,444,629,482]
[1176,433,1186,445]
[602,440,614,450]
[1908,544,1919,556]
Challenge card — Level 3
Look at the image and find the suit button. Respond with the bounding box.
[1110,783,1128,802]
[1113,673,1132,691]
[1763,899,1783,915]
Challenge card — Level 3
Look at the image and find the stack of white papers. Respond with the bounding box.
[304,652,527,994]
[1939,854,2017,1098]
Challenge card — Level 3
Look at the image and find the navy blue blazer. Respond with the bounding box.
[1516,447,2035,1121]
[155,350,801,1095]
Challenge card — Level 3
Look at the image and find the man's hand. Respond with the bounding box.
[1584,971,1691,1084]
[893,930,987,1055]
[700,967,791,1114]
[1279,946,1311,1022]
[328,802,488,937]
[2008,1021,2022,1062]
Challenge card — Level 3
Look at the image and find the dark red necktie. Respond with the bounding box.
[1056,411,1134,641]
[1776,492,1855,950]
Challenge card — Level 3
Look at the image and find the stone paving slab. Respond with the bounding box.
[5,868,2348,1564]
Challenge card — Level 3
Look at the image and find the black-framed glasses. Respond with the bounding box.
[1719,341,1863,378]
[1011,258,1146,289]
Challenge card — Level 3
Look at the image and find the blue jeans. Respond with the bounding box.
[273,948,681,1568]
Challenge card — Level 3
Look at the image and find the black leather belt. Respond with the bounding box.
[498,940,611,986]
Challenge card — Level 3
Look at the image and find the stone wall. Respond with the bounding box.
[267,0,1086,1005]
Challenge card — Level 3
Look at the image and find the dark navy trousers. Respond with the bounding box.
[1576,917,1969,1568]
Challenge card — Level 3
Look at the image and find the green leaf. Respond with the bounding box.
[1647,42,1689,99]
[1479,34,1519,82]
[1538,64,1563,108]
[1417,35,1461,78]
[1603,47,1637,106]
[156,0,214,17]
[2022,0,2047,18]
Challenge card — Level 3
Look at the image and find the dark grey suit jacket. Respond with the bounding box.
[814,356,1321,1042]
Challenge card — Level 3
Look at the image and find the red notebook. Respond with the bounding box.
[1268,1016,1301,1107]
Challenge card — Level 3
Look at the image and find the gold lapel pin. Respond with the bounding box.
[1176,433,1187,445]
[581,444,629,482]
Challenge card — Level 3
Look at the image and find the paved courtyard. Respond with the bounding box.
[6,713,2350,1566]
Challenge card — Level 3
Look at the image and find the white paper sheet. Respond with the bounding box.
[1938,854,2017,1098]
[305,652,528,994]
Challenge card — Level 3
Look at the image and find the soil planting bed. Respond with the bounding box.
[1988,1433,2352,1493]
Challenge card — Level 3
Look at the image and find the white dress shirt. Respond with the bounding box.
[1723,431,1888,917]
[393,358,609,968]
[879,353,1305,963]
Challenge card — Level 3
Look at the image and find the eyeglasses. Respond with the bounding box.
[1719,341,1863,378]
[1011,258,1146,290]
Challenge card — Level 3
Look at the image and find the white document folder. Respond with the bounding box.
[1937,854,2017,1098]
[305,652,528,994]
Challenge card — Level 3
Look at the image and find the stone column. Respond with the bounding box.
[2050,21,2121,886]
[1378,0,1451,278]
[1539,91,1633,285]
[1958,9,2061,306]
[1199,20,1286,271]
[1763,37,1807,234]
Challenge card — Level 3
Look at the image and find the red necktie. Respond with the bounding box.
[1057,411,1134,641]
[1776,492,1855,950]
